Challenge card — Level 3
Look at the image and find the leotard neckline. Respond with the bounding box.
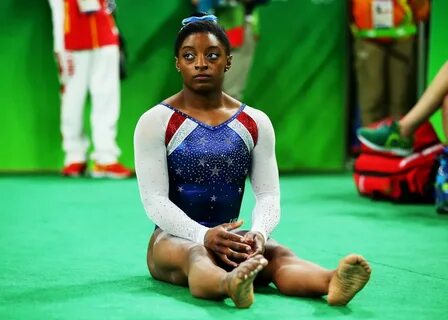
[160,102,246,130]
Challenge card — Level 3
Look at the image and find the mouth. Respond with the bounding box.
[193,74,212,80]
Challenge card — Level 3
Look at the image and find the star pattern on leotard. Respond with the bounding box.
[210,166,221,177]
[167,121,253,227]
[199,137,208,146]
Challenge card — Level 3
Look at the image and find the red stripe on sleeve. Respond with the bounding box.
[165,112,186,146]
[236,112,258,146]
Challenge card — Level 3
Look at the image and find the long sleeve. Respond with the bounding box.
[134,106,209,244]
[48,0,65,53]
[247,107,281,241]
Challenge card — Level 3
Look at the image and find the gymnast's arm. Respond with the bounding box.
[248,109,281,246]
[134,108,209,244]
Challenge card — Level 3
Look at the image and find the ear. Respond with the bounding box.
[225,55,232,72]
[175,57,180,72]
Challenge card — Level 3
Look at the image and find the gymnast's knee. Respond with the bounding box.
[269,245,296,261]
[188,245,210,264]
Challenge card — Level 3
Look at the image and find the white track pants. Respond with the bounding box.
[59,45,120,165]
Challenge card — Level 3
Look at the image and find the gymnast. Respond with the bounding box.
[134,14,371,308]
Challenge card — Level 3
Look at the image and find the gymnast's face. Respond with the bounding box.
[176,32,231,93]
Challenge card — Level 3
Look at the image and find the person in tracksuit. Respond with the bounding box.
[48,0,132,178]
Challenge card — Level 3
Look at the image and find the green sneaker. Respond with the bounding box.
[357,121,413,156]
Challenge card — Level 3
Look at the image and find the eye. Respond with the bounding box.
[183,53,194,61]
[207,52,220,60]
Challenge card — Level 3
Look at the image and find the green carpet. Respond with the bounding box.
[0,174,447,319]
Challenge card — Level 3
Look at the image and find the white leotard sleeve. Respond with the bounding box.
[134,104,280,244]
[245,107,281,241]
[134,105,209,244]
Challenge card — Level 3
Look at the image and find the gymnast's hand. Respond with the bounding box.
[204,220,252,267]
[242,231,266,258]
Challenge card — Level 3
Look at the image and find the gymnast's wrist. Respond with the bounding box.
[196,226,209,245]
[250,229,267,244]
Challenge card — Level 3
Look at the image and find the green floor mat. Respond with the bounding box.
[0,174,447,319]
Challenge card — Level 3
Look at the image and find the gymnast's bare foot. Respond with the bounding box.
[327,254,371,306]
[225,255,268,308]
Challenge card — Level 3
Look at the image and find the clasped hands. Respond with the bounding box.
[203,220,265,267]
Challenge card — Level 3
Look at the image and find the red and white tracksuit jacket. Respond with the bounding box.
[49,0,121,165]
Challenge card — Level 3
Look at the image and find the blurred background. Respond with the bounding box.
[0,0,446,172]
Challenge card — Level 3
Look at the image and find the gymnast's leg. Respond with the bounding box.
[256,240,371,305]
[147,229,268,308]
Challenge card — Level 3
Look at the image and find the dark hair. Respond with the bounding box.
[174,18,231,57]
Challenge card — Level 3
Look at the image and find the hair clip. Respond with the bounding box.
[181,15,218,26]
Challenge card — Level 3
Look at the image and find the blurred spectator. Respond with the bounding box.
[357,61,448,155]
[192,0,270,100]
[350,0,430,126]
[357,61,448,212]
[48,0,132,178]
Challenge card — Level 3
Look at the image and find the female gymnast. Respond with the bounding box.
[134,14,371,308]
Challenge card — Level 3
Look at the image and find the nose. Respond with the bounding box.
[195,55,208,70]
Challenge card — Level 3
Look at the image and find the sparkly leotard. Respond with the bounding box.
[134,103,280,244]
